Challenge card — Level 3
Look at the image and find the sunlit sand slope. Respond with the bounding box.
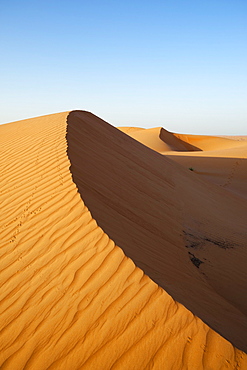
[68,111,247,352]
[0,112,246,369]
[170,131,247,151]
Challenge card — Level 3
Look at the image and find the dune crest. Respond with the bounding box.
[0,111,246,368]
[67,111,247,352]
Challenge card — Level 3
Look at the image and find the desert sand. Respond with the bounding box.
[0,111,246,369]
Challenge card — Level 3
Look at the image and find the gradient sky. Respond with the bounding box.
[1,0,247,134]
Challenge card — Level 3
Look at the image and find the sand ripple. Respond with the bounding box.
[0,112,246,369]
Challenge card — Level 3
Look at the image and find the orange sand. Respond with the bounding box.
[120,127,247,199]
[0,111,246,369]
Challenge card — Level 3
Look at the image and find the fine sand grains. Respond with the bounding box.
[0,112,246,369]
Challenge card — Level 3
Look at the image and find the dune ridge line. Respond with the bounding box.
[67,110,247,352]
[0,111,245,368]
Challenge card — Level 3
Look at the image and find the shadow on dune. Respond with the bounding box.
[159,128,202,151]
[66,110,247,352]
[165,154,247,200]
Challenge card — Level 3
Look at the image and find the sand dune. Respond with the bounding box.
[68,111,247,350]
[0,111,246,369]
[120,126,247,199]
[120,127,203,152]
[120,126,247,152]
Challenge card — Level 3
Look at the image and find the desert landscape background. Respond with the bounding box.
[0,110,246,369]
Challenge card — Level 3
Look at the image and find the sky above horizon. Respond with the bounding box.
[1,0,247,134]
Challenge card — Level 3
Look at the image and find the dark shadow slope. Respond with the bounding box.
[165,154,247,200]
[67,110,247,351]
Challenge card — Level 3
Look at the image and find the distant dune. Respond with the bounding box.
[0,111,246,369]
[120,126,247,198]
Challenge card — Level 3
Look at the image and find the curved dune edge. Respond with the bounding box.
[67,111,247,353]
[0,112,246,369]
[119,126,247,153]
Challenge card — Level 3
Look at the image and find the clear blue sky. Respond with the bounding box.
[1,0,247,134]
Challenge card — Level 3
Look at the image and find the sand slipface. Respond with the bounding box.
[0,111,246,369]
[68,111,247,351]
